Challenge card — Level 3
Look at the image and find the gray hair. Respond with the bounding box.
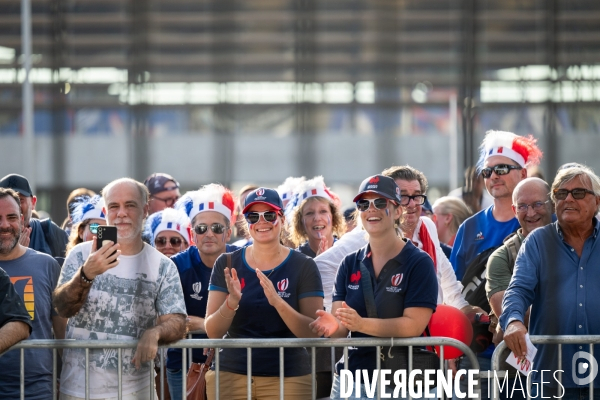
[551,165,600,206]
[102,178,149,205]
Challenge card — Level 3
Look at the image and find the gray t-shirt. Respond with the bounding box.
[0,248,61,400]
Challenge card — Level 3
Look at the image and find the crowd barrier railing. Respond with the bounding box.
[491,335,600,400]
[9,336,479,400]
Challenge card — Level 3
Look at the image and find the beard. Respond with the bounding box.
[0,226,20,255]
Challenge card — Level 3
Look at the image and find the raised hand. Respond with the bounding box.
[309,310,340,337]
[256,269,283,308]
[224,267,242,304]
[335,301,364,332]
[83,236,120,279]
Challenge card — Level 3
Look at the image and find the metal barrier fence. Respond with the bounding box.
[9,336,479,400]
[491,335,600,400]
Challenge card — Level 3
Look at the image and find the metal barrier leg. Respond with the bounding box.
[376,345,381,400]
[279,347,284,400]
[53,348,57,400]
[590,344,594,400]
[247,347,252,400]
[311,347,316,400]
[118,348,122,400]
[182,346,187,400]
[215,348,220,400]
[20,348,24,400]
[85,348,90,400]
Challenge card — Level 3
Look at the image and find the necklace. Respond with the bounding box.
[250,245,281,278]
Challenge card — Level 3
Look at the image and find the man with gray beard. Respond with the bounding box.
[0,188,66,399]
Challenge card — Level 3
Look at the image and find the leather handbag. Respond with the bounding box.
[186,349,213,400]
[359,263,440,378]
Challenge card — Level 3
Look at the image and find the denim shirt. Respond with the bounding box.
[500,218,600,388]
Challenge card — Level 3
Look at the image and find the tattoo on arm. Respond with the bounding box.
[53,269,93,318]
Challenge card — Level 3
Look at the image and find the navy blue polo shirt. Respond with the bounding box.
[332,240,438,375]
[209,247,324,376]
[167,244,237,370]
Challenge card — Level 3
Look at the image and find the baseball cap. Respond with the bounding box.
[0,174,33,197]
[242,188,283,214]
[353,174,401,203]
[144,173,180,196]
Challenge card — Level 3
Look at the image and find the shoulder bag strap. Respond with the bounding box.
[359,262,378,319]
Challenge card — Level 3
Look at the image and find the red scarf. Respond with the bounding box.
[418,222,437,273]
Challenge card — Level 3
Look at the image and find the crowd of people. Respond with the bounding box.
[1,129,599,400]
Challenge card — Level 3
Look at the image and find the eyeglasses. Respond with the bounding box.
[400,194,427,206]
[151,195,179,207]
[88,223,100,235]
[194,223,227,235]
[553,188,595,200]
[244,211,279,224]
[356,198,389,212]
[481,164,522,179]
[515,200,551,214]
[155,236,184,248]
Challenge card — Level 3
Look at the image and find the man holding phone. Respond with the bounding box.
[53,178,187,399]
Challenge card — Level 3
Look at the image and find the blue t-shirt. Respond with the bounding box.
[209,248,324,376]
[332,240,438,375]
[0,249,61,400]
[450,205,520,280]
[167,245,237,369]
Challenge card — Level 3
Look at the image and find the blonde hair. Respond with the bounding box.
[290,197,345,247]
[432,196,473,236]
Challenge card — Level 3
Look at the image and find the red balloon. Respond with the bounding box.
[427,304,474,359]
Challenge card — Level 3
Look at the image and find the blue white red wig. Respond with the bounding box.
[71,195,106,225]
[175,183,236,225]
[476,130,543,173]
[144,207,191,245]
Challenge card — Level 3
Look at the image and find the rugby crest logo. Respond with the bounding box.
[348,270,361,290]
[255,188,265,196]
[386,273,403,293]
[277,278,291,298]
[391,273,403,287]
[190,282,203,300]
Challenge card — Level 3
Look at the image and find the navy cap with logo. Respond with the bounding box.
[242,188,283,214]
[353,174,402,203]
[0,174,33,197]
[144,173,180,196]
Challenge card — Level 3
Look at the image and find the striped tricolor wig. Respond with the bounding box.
[477,130,543,173]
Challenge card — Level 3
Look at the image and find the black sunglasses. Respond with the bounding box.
[553,188,595,200]
[356,198,389,212]
[155,236,184,247]
[400,194,427,206]
[481,164,522,179]
[244,211,278,224]
[194,223,227,235]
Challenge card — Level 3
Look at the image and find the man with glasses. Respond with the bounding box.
[144,172,181,216]
[484,178,553,397]
[167,183,237,400]
[447,131,542,399]
[501,164,600,399]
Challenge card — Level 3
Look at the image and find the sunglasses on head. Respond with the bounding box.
[244,211,279,224]
[155,236,184,248]
[88,222,100,235]
[194,223,227,235]
[356,198,390,212]
[481,164,522,179]
[553,188,595,200]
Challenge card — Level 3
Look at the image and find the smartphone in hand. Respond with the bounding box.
[96,225,118,259]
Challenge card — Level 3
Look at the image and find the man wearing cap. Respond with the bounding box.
[164,184,237,399]
[144,173,181,216]
[52,177,186,399]
[0,188,66,399]
[0,173,69,259]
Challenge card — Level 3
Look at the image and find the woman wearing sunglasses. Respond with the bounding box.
[309,175,438,399]
[204,187,324,400]
[65,195,107,256]
[144,207,191,257]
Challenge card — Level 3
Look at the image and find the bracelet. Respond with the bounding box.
[218,308,234,319]
[80,267,94,284]
[226,295,239,311]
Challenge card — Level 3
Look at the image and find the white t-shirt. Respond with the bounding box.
[58,241,186,399]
